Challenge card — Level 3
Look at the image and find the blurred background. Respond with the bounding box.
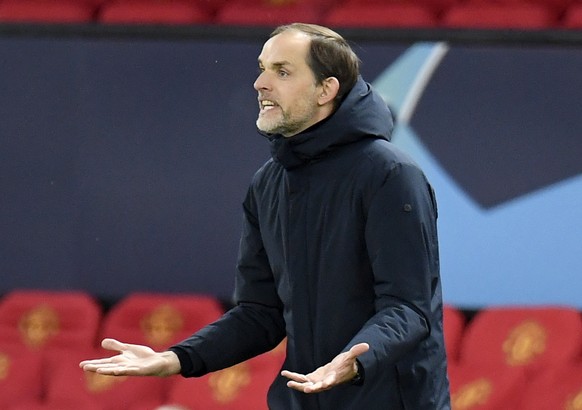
[0,1,581,409]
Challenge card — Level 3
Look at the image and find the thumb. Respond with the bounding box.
[101,338,127,352]
[348,343,369,358]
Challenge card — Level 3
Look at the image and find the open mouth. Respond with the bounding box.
[259,99,278,113]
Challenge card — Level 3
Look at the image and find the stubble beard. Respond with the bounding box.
[256,97,319,138]
[256,110,295,136]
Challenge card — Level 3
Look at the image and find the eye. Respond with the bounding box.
[278,69,289,78]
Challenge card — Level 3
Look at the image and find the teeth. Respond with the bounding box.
[261,100,276,107]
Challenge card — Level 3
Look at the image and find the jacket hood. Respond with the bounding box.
[262,76,394,169]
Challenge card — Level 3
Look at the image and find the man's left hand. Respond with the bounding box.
[281,343,369,394]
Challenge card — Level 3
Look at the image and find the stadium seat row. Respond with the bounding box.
[0,289,285,409]
[1,0,582,29]
[0,289,581,409]
[443,304,582,409]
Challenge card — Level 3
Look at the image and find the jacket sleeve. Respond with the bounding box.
[345,161,440,382]
[169,186,286,377]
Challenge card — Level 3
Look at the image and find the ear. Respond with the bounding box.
[317,77,340,106]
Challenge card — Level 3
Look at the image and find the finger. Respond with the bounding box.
[96,365,142,376]
[348,342,369,358]
[81,359,126,370]
[281,370,310,382]
[82,361,141,376]
[287,379,332,394]
[83,362,123,372]
[286,380,315,393]
[79,358,115,368]
[80,363,100,372]
[101,338,127,352]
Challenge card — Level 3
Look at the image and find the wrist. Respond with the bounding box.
[160,351,182,376]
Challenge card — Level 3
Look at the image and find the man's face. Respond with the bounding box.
[254,30,325,138]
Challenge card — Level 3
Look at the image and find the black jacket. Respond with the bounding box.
[170,77,451,410]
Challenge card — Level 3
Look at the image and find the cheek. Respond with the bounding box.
[288,87,317,110]
[276,80,318,115]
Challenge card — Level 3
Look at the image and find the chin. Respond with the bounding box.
[256,119,280,134]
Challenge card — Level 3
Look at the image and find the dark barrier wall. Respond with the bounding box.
[1,36,277,301]
[1,27,581,308]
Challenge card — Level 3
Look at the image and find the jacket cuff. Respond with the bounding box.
[351,359,365,386]
[167,345,207,377]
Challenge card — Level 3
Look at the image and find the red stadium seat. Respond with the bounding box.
[323,3,438,28]
[98,0,212,25]
[8,400,104,410]
[100,292,224,350]
[562,3,582,28]
[441,3,557,29]
[164,345,285,410]
[465,0,573,15]
[0,0,95,23]
[192,0,229,15]
[0,290,102,352]
[443,305,466,363]
[338,0,460,15]
[42,348,165,410]
[448,361,527,410]
[215,0,321,26]
[458,306,582,379]
[519,362,582,410]
[161,339,285,409]
[0,344,44,409]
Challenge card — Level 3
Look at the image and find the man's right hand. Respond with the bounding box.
[79,338,181,377]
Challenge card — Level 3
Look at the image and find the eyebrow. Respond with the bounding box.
[258,59,294,69]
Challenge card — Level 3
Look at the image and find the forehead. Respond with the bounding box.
[258,30,311,66]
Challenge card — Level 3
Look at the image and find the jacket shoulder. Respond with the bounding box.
[362,139,417,167]
[355,139,423,183]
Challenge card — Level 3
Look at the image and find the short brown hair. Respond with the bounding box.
[270,23,360,108]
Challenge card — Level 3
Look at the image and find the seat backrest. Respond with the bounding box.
[339,0,460,14]
[0,0,95,23]
[459,306,582,376]
[441,3,556,29]
[165,349,283,410]
[465,0,572,15]
[323,3,438,28]
[215,0,321,26]
[448,361,527,410]
[98,0,212,25]
[519,362,582,410]
[100,292,224,349]
[46,348,165,410]
[562,4,582,28]
[8,399,104,410]
[0,343,44,409]
[0,290,102,351]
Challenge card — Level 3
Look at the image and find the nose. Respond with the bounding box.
[253,70,270,91]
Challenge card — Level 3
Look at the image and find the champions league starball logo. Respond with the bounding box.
[373,43,582,308]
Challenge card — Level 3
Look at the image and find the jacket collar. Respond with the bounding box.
[261,76,394,170]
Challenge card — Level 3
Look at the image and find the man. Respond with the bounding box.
[81,23,451,409]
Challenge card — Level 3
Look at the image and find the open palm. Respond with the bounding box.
[281,343,369,393]
[79,338,180,377]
